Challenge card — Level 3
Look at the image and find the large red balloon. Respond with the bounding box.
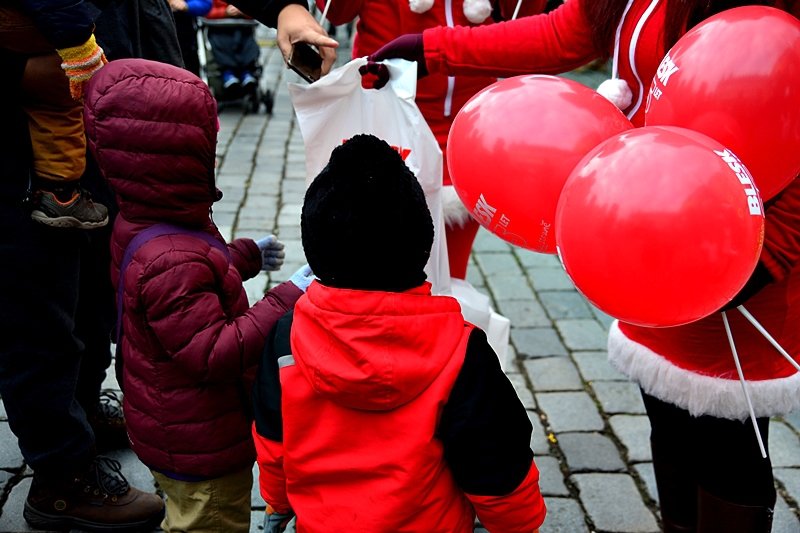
[645,6,800,201]
[447,75,633,253]
[555,126,765,328]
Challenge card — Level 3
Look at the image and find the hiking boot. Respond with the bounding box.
[88,390,130,452]
[24,456,164,533]
[30,188,109,229]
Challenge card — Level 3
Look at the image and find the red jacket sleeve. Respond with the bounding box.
[423,0,598,77]
[140,242,302,382]
[760,176,800,281]
[467,463,546,532]
[253,423,292,514]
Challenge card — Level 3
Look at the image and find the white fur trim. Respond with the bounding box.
[462,0,492,23]
[442,185,473,227]
[608,321,800,421]
[596,78,633,111]
[409,0,434,14]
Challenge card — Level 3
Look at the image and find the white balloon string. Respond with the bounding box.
[722,311,767,459]
[512,0,523,20]
[320,0,332,25]
[736,305,800,373]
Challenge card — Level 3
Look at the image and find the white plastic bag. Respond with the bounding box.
[289,58,451,295]
[289,58,511,369]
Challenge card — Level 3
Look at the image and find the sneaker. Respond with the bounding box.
[241,71,257,89]
[24,456,165,533]
[88,390,130,452]
[30,188,109,229]
[222,70,241,92]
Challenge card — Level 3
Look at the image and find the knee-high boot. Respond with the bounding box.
[697,488,773,533]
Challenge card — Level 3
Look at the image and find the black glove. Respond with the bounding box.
[360,33,427,89]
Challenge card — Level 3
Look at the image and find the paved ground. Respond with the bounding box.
[1,25,798,533]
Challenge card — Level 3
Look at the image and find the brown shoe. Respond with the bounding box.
[24,456,164,533]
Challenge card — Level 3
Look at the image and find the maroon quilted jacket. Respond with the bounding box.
[84,59,303,478]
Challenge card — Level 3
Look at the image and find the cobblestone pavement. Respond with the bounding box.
[1,26,798,533]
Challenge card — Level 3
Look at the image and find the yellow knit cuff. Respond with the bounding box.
[57,34,98,62]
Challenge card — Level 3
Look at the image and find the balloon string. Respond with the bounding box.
[736,305,800,373]
[512,0,523,20]
[722,311,767,459]
[319,0,332,25]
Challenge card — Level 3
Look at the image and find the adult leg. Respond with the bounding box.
[695,414,775,533]
[642,392,700,532]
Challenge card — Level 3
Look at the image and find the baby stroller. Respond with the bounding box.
[197,17,274,114]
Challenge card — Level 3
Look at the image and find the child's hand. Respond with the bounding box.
[288,264,314,292]
[225,4,242,16]
[264,505,294,533]
[256,235,286,272]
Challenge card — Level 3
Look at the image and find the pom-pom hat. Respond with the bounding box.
[301,134,434,292]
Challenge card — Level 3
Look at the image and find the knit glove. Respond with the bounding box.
[362,33,426,89]
[264,505,294,533]
[288,264,314,292]
[56,34,108,100]
[256,235,286,272]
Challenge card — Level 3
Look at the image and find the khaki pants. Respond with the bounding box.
[152,466,253,533]
[0,6,86,184]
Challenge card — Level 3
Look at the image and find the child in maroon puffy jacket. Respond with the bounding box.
[83,58,314,533]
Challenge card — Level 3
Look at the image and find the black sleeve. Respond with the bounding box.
[252,309,294,441]
[228,0,308,28]
[437,328,534,496]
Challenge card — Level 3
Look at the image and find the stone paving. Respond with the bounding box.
[1,25,799,533]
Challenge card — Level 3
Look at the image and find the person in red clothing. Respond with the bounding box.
[83,58,316,533]
[319,0,547,280]
[369,1,800,531]
[252,134,546,533]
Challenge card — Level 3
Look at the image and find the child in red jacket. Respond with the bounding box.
[252,134,546,532]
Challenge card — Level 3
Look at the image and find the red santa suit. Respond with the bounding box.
[420,0,800,419]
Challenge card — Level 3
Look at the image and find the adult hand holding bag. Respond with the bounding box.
[289,58,450,295]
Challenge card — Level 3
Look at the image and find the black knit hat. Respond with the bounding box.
[301,134,433,292]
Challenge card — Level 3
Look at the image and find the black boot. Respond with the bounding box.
[24,456,164,533]
[697,488,773,533]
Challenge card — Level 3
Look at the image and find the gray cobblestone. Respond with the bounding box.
[591,381,647,415]
[558,432,626,472]
[494,299,550,328]
[571,473,659,532]
[523,357,584,391]
[537,392,604,433]
[572,350,625,382]
[609,415,653,462]
[527,267,575,291]
[537,290,594,320]
[539,497,591,532]
[511,327,568,358]
[536,455,570,497]
[555,318,609,351]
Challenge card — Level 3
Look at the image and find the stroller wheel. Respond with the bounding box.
[262,89,274,115]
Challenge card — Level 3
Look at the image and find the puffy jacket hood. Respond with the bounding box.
[290,282,467,411]
[83,59,219,226]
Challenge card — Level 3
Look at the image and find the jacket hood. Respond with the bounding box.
[290,282,466,411]
[83,59,219,226]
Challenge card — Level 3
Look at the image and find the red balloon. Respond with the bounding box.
[555,126,765,328]
[645,6,800,201]
[447,75,633,253]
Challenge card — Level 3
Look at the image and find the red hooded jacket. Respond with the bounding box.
[253,282,545,532]
[83,59,303,478]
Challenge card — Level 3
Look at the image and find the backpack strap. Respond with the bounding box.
[115,223,229,345]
